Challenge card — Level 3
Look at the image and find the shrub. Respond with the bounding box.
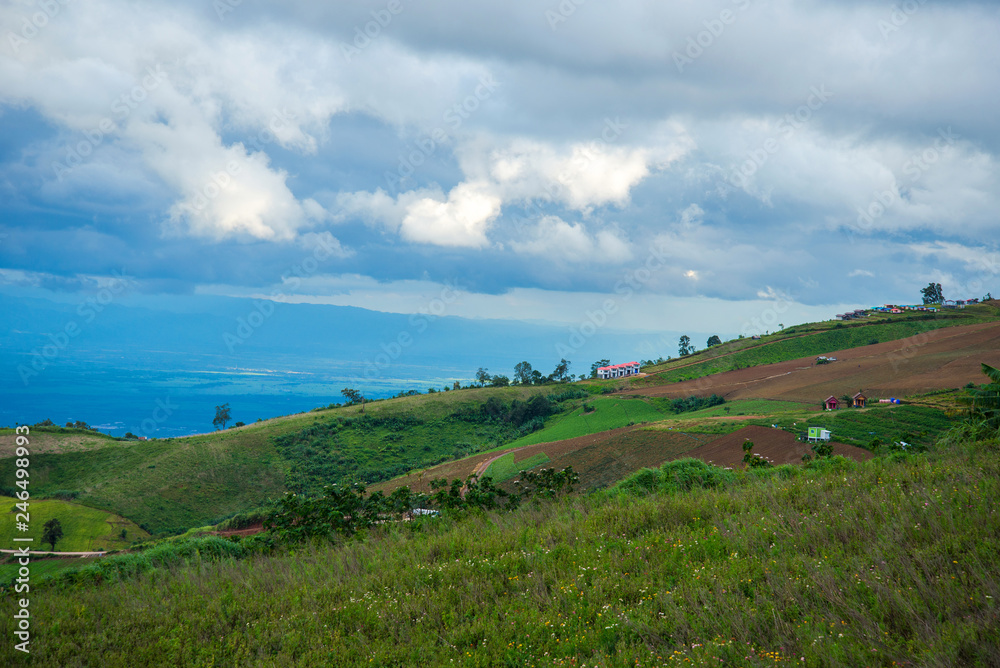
[613,459,736,496]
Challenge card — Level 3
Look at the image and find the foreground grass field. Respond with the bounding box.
[4,429,997,666]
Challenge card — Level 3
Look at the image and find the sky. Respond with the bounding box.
[1,0,999,341]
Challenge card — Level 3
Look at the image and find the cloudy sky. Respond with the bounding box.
[1,0,998,338]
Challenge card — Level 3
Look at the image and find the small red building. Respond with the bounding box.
[824,396,839,410]
[852,391,867,408]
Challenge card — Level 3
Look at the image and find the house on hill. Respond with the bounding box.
[852,391,867,408]
[824,396,839,410]
[596,362,640,380]
[808,427,832,442]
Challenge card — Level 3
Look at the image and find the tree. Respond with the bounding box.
[530,369,544,385]
[920,282,944,304]
[212,403,231,430]
[490,374,511,387]
[341,388,364,405]
[964,363,1000,428]
[550,358,571,383]
[513,361,534,385]
[590,359,611,378]
[678,335,691,357]
[42,518,63,551]
[984,292,994,302]
[706,335,722,348]
[475,367,491,387]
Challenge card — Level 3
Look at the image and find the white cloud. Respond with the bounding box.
[399,181,502,248]
[510,216,632,263]
[337,185,504,248]
[909,242,1000,277]
[464,134,679,211]
[849,269,875,278]
[297,231,353,259]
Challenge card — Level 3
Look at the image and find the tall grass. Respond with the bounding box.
[3,431,997,666]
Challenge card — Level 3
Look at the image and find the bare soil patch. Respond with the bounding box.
[622,321,1000,404]
[679,425,874,469]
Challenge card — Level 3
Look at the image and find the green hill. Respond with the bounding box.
[627,303,1000,387]
[1,306,995,537]
[2,430,996,666]
[0,495,149,553]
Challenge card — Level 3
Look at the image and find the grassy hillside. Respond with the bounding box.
[2,308,991,537]
[0,495,149,553]
[0,429,287,536]
[502,396,666,448]
[0,387,567,534]
[483,452,550,483]
[804,404,957,448]
[619,304,1000,387]
[4,433,997,666]
[634,315,989,387]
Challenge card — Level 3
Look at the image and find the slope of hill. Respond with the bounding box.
[623,320,1000,403]
[3,433,996,667]
[0,496,149,553]
[0,386,570,533]
[681,424,874,468]
[626,302,999,387]
[1,307,994,536]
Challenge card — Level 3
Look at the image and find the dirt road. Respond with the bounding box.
[0,549,106,557]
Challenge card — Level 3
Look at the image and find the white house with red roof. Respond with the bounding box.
[596,362,640,380]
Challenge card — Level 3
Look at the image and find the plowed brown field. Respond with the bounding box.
[681,424,874,468]
[370,426,713,494]
[623,321,1000,403]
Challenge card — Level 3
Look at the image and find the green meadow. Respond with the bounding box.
[504,397,667,448]
[3,430,996,667]
[0,496,148,553]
